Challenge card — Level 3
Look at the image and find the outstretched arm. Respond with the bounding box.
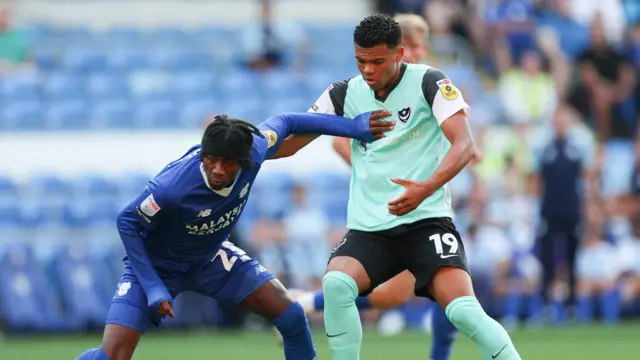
[269,80,352,160]
[260,111,393,159]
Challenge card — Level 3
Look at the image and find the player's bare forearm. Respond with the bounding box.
[423,111,474,190]
[332,137,352,166]
[269,134,319,159]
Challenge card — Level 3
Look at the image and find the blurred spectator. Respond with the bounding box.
[627,137,640,211]
[482,0,537,73]
[569,0,626,44]
[536,0,590,61]
[575,200,621,324]
[395,13,429,64]
[238,0,307,71]
[282,183,332,289]
[622,0,640,25]
[617,219,640,305]
[250,216,291,285]
[530,104,596,306]
[498,50,557,127]
[569,15,637,141]
[0,7,30,73]
[464,222,512,301]
[423,0,476,69]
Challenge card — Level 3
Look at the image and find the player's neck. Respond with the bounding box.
[375,62,406,99]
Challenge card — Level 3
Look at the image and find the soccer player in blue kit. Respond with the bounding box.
[74,110,394,360]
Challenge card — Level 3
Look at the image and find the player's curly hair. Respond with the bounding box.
[354,14,402,49]
[201,115,264,167]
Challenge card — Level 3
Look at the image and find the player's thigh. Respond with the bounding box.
[401,218,473,307]
[103,275,164,360]
[107,270,183,333]
[369,270,416,309]
[327,230,403,295]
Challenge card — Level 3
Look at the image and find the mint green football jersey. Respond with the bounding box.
[309,63,470,232]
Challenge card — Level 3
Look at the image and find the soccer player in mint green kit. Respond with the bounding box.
[285,14,521,360]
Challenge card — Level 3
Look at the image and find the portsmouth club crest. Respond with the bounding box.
[398,106,412,124]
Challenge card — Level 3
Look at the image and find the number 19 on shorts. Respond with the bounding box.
[429,233,459,259]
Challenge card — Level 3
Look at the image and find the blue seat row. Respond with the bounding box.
[25,24,354,47]
[0,69,341,100]
[0,242,227,332]
[0,172,351,226]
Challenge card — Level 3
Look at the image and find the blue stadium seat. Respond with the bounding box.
[218,70,262,99]
[56,27,94,45]
[32,46,57,72]
[252,172,295,219]
[306,24,354,45]
[90,99,134,129]
[172,70,216,98]
[24,175,73,206]
[0,201,22,229]
[24,24,55,46]
[101,27,144,47]
[0,101,44,131]
[128,71,174,101]
[47,243,113,328]
[0,73,39,102]
[303,72,337,96]
[261,69,306,99]
[42,72,84,101]
[114,173,150,199]
[86,73,130,102]
[192,26,237,48]
[134,100,180,128]
[0,243,81,332]
[267,97,310,115]
[147,28,190,46]
[0,176,19,200]
[180,99,220,128]
[221,98,266,124]
[44,99,89,130]
[73,175,120,199]
[306,172,350,222]
[61,45,107,73]
[105,49,151,73]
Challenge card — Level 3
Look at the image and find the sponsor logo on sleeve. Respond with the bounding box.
[436,79,459,100]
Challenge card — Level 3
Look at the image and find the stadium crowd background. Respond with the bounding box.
[1,0,640,338]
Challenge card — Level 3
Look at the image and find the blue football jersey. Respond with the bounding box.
[120,126,278,266]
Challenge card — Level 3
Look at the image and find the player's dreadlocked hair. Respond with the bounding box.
[200,115,264,167]
[354,14,402,49]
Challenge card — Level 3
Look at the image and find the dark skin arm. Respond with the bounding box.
[268,110,394,159]
[388,110,475,216]
[332,136,352,165]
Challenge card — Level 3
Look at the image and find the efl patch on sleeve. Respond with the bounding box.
[264,130,278,148]
[436,79,459,100]
[140,194,161,217]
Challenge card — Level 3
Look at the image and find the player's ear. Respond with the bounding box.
[395,46,404,63]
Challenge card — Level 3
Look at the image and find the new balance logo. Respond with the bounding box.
[197,209,212,217]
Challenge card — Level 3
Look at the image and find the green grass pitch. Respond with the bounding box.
[1,323,637,359]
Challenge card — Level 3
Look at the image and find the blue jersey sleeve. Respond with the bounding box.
[117,181,174,310]
[128,182,171,230]
[256,112,376,160]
